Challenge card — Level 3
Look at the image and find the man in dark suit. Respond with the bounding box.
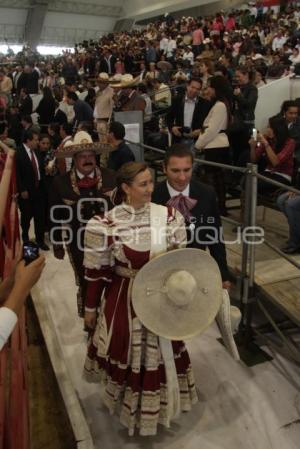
[17,64,39,95]
[49,135,116,316]
[18,88,33,116]
[53,101,68,125]
[167,78,211,145]
[107,121,135,171]
[99,48,117,75]
[152,144,230,288]
[66,92,94,125]
[15,129,49,250]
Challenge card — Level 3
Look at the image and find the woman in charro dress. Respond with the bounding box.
[83,162,198,436]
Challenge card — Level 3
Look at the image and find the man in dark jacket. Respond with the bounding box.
[152,144,230,288]
[99,48,117,75]
[15,129,48,249]
[230,68,258,165]
[18,88,33,116]
[107,122,135,171]
[61,57,78,82]
[17,64,39,95]
[167,78,211,145]
[66,92,94,125]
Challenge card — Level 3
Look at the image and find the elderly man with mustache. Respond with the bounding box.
[49,131,116,317]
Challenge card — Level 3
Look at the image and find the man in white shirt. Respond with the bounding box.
[289,47,300,67]
[272,30,287,52]
[152,79,171,108]
[182,46,194,66]
[167,36,177,59]
[160,33,169,55]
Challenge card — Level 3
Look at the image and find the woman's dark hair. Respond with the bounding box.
[0,121,7,135]
[86,87,96,98]
[42,86,54,100]
[268,117,290,152]
[235,66,255,83]
[116,162,149,201]
[48,122,60,134]
[209,75,233,128]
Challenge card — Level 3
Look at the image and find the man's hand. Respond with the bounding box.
[84,311,97,330]
[172,126,182,137]
[222,280,231,291]
[21,191,29,199]
[190,129,201,139]
[53,245,65,260]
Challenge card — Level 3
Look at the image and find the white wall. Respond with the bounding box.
[41,12,116,45]
[0,7,117,46]
[255,77,291,131]
[0,8,27,43]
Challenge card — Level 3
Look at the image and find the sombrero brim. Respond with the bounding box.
[55,142,114,158]
[132,248,223,341]
[109,75,140,88]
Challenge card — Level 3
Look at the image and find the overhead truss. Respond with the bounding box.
[0,0,123,17]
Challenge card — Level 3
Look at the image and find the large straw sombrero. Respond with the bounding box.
[132,248,222,340]
[109,73,140,88]
[97,72,110,83]
[55,131,113,158]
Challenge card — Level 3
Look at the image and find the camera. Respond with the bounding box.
[23,241,39,265]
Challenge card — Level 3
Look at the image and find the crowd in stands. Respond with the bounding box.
[0,2,300,252]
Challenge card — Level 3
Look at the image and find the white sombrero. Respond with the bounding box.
[109,73,140,88]
[55,131,113,158]
[132,248,222,340]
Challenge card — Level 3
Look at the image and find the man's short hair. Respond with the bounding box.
[164,144,194,166]
[23,128,39,143]
[67,92,78,102]
[281,100,298,113]
[109,121,125,140]
[188,77,202,87]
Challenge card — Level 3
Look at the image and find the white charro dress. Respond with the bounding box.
[83,202,198,436]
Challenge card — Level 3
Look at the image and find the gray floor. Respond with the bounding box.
[32,248,300,449]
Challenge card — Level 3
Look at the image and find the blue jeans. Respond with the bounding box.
[277,193,300,248]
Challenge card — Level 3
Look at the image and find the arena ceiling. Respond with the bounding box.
[0,0,124,17]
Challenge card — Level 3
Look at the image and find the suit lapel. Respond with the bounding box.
[160,181,171,203]
[22,145,33,170]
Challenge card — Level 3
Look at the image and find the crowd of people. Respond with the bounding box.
[1,1,300,437]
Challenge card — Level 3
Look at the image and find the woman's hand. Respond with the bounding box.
[248,136,257,147]
[84,311,97,330]
[14,255,46,294]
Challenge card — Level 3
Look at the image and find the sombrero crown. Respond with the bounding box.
[55,131,113,158]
